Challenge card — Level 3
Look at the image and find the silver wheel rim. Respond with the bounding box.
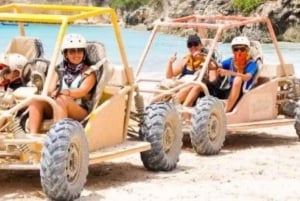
[163,122,174,153]
[208,114,219,141]
[66,142,80,183]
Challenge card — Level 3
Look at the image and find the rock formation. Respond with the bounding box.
[1,0,299,42]
[125,0,300,42]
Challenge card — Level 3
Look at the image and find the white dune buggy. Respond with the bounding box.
[136,15,300,155]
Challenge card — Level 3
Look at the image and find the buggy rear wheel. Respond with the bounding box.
[139,102,183,171]
[40,118,88,201]
[190,96,226,155]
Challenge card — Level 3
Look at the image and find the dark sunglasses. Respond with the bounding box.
[68,48,85,54]
[187,42,200,48]
[233,46,247,52]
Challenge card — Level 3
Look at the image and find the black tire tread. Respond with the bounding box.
[190,96,226,155]
[139,102,183,171]
[40,118,88,201]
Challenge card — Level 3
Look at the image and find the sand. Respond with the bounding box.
[0,125,299,201]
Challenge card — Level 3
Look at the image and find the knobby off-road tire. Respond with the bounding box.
[294,103,300,139]
[40,118,89,201]
[280,101,296,117]
[190,96,226,155]
[139,102,183,171]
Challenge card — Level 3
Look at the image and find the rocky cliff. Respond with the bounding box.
[2,0,300,42]
[126,0,300,42]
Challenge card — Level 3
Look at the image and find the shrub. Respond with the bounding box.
[231,0,265,15]
[110,0,149,11]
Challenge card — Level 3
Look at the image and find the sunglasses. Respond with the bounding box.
[68,48,85,54]
[187,42,200,48]
[232,46,247,52]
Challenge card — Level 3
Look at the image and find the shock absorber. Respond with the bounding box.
[134,91,145,121]
[292,79,300,101]
[11,119,26,139]
[127,91,145,137]
[10,119,32,161]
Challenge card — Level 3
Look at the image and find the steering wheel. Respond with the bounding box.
[21,58,50,91]
[194,50,220,83]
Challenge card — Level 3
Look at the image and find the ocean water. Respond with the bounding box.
[0,23,299,77]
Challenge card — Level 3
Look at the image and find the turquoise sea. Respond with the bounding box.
[0,23,299,77]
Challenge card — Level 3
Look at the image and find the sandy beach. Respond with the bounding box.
[0,125,299,201]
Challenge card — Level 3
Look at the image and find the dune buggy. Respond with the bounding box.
[136,15,300,155]
[0,3,183,201]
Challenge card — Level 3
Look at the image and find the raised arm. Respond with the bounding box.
[166,54,187,79]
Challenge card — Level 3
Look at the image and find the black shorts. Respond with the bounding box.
[206,82,231,99]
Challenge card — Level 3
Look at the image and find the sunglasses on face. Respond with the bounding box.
[68,48,85,54]
[232,46,247,52]
[187,42,200,48]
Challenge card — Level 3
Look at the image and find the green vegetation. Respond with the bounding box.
[110,0,149,11]
[148,0,163,10]
[231,0,265,14]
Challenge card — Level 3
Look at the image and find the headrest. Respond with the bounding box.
[5,36,44,59]
[86,41,106,65]
[249,41,263,61]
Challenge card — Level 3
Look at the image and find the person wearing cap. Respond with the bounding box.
[212,36,258,112]
[166,34,216,107]
[28,33,96,133]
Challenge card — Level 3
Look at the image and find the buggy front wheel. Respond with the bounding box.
[40,118,88,201]
[190,96,226,155]
[139,102,183,171]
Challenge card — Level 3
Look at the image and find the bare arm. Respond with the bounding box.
[166,54,187,78]
[217,68,252,81]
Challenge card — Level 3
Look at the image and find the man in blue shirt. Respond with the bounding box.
[208,36,258,112]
